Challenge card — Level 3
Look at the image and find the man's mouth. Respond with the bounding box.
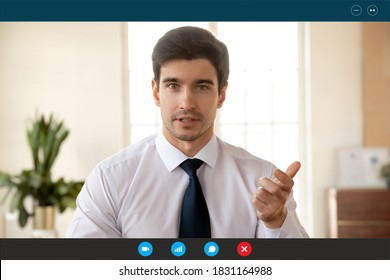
[174,110,202,124]
[179,118,197,123]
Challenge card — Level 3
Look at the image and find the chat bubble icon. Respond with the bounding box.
[204,242,219,257]
[208,245,216,253]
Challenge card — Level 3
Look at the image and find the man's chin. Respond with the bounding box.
[164,122,209,142]
[169,128,203,142]
[175,133,201,142]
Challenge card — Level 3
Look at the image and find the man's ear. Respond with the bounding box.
[217,81,228,109]
[152,79,160,107]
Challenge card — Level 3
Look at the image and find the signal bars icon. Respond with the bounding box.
[174,246,184,253]
[171,241,186,257]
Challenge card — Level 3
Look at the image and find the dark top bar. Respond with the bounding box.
[1,238,389,260]
[0,1,389,21]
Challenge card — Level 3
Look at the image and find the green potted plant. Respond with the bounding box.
[0,113,84,231]
[379,161,390,188]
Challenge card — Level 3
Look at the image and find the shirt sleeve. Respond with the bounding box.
[66,166,121,238]
[255,191,310,238]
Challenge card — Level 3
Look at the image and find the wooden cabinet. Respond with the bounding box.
[328,188,390,238]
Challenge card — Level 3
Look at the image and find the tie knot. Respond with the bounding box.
[180,158,203,178]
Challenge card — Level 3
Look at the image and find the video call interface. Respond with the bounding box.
[0,0,389,280]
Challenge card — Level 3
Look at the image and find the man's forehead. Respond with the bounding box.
[160,58,218,78]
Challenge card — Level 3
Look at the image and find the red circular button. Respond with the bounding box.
[237,241,252,257]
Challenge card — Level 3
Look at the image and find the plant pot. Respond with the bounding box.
[31,205,57,238]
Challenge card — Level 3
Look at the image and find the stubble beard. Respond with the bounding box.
[163,110,214,142]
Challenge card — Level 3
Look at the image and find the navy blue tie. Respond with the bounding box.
[179,158,211,238]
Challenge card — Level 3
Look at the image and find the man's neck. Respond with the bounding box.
[162,130,214,157]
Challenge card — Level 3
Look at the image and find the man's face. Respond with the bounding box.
[152,58,227,149]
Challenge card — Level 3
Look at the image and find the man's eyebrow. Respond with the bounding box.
[161,78,215,85]
[161,77,180,83]
[196,79,215,85]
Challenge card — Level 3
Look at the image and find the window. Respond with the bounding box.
[216,22,299,171]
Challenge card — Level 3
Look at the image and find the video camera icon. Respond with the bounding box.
[138,241,153,257]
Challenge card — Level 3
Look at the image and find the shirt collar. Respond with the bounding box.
[156,133,218,172]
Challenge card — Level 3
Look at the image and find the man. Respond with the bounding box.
[67,26,309,238]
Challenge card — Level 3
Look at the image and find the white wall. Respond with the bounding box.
[0,22,128,237]
[0,22,363,238]
[305,22,363,237]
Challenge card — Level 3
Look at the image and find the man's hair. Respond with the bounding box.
[152,26,229,93]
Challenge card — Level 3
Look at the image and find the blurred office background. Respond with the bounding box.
[0,22,389,238]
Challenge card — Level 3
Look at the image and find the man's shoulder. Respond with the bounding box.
[216,137,274,167]
[97,135,157,170]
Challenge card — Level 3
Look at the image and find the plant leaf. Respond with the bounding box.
[18,207,29,228]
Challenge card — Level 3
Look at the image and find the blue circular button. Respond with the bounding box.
[204,241,219,257]
[138,241,153,257]
[171,241,186,257]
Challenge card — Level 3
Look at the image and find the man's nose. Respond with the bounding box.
[179,88,196,109]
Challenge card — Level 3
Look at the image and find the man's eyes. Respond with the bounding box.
[166,83,178,89]
[197,84,209,91]
[164,83,211,91]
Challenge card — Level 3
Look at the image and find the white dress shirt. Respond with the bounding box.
[66,133,309,238]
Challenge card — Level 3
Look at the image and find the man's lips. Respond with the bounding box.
[176,115,199,123]
[173,110,202,123]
